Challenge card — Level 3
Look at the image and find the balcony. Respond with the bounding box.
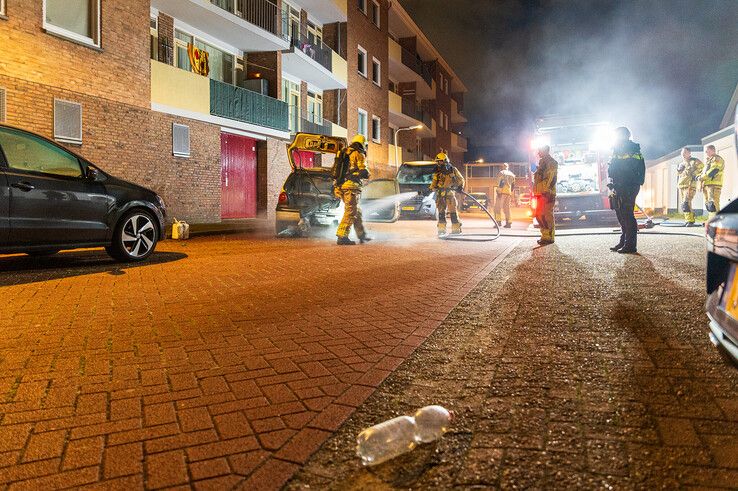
[451,133,468,152]
[291,0,347,23]
[151,60,211,115]
[282,33,347,90]
[210,79,289,131]
[294,117,333,136]
[387,38,435,99]
[388,91,435,138]
[451,98,467,124]
[152,0,289,52]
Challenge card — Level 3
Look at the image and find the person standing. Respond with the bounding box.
[494,163,516,228]
[676,147,703,227]
[700,144,724,219]
[608,126,645,254]
[430,152,465,236]
[533,146,558,245]
[335,135,372,245]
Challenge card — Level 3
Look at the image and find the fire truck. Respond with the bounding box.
[531,115,618,225]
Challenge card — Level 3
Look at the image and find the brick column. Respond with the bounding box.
[158,13,174,66]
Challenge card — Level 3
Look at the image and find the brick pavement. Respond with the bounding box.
[288,234,738,489]
[0,222,516,489]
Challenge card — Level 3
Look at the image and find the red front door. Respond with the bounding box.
[221,133,257,219]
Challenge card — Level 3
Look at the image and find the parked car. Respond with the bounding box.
[396,161,437,219]
[517,191,531,207]
[462,192,489,211]
[275,133,400,235]
[706,200,738,365]
[0,124,166,261]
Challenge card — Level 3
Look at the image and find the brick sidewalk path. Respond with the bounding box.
[0,223,516,490]
[289,234,738,489]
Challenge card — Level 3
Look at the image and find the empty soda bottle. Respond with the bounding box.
[356,406,452,466]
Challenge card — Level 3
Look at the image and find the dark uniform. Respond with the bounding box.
[608,139,645,253]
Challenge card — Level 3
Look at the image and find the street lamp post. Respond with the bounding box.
[393,125,423,169]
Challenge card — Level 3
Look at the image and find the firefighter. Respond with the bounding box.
[430,152,465,236]
[677,147,703,227]
[494,163,516,228]
[608,126,645,254]
[335,134,372,245]
[533,145,558,245]
[700,144,724,219]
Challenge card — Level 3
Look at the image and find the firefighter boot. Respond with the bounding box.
[337,237,356,246]
[437,222,447,237]
[504,222,512,228]
[451,223,462,235]
[359,235,373,244]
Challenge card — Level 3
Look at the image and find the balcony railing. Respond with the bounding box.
[210,0,288,40]
[210,79,289,131]
[401,98,433,129]
[400,46,434,87]
[290,33,334,72]
[297,117,333,136]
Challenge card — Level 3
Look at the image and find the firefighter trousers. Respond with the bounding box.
[703,185,722,218]
[535,196,555,242]
[436,191,460,225]
[336,189,366,239]
[494,193,511,223]
[679,186,697,223]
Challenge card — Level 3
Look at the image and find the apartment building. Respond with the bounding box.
[0,0,467,225]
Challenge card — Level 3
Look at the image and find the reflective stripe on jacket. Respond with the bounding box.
[497,170,516,195]
[677,157,704,189]
[340,146,369,190]
[533,155,558,196]
[701,155,724,187]
[430,165,465,191]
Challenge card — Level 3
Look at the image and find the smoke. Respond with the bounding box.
[400,0,738,159]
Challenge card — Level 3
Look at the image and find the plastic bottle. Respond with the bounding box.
[356,406,452,466]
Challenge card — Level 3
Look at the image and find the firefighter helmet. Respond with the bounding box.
[351,134,366,146]
[435,152,449,163]
[614,126,631,141]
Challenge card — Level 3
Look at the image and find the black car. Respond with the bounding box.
[276,133,399,235]
[0,124,166,261]
[706,199,738,365]
[462,192,489,211]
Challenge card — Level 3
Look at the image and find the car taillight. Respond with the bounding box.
[278,192,288,205]
[531,196,538,210]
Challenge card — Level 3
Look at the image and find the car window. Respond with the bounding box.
[363,180,398,199]
[397,164,435,184]
[0,127,83,178]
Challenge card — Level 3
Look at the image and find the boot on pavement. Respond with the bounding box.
[337,237,356,246]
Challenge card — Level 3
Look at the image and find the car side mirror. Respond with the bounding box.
[86,167,100,181]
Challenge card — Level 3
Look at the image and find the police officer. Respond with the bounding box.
[700,144,724,219]
[677,147,703,227]
[533,145,558,245]
[430,152,465,236]
[494,163,516,228]
[336,134,372,245]
[608,127,645,254]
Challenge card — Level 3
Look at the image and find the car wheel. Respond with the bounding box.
[106,210,159,262]
[25,249,60,257]
[275,220,292,236]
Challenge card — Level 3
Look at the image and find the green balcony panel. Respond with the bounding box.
[210,79,289,131]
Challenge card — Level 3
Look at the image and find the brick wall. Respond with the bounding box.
[262,138,291,223]
[0,0,151,109]
[246,52,282,99]
[435,63,453,157]
[347,0,391,177]
[0,74,222,224]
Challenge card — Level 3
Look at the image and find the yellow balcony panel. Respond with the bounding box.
[332,123,348,139]
[332,51,348,88]
[151,60,210,115]
[389,38,402,64]
[389,91,402,115]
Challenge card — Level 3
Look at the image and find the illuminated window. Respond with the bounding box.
[44,0,101,47]
[358,109,368,140]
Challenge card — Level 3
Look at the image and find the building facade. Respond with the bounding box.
[0,0,467,225]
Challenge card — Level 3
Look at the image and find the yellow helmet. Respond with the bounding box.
[436,152,449,163]
[351,134,367,146]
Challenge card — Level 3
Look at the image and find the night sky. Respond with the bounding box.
[400,0,738,160]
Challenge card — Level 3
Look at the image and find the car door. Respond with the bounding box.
[0,127,110,246]
[0,162,8,246]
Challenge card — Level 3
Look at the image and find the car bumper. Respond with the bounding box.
[706,286,738,363]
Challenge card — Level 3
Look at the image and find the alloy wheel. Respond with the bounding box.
[121,214,156,258]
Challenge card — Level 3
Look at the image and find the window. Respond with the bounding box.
[372,58,381,86]
[44,0,100,47]
[150,17,158,61]
[0,0,5,16]
[357,45,367,77]
[358,0,367,14]
[172,124,190,158]
[0,127,83,178]
[371,116,381,143]
[371,1,380,27]
[174,30,234,84]
[174,30,193,72]
[358,109,368,140]
[307,92,323,124]
[54,99,83,144]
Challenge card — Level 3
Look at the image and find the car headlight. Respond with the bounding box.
[156,195,166,210]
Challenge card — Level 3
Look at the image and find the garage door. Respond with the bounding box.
[221,133,257,219]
